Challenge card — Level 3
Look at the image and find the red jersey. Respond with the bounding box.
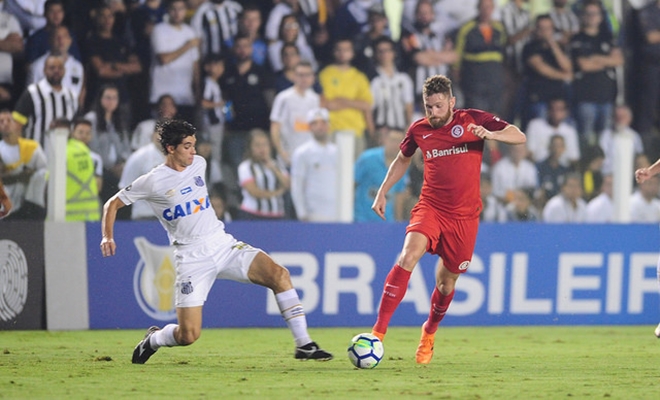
[400,109,509,219]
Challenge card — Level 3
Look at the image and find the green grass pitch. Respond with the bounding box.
[1,326,659,399]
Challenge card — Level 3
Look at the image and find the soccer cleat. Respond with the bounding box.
[655,323,660,338]
[132,326,160,364]
[294,341,333,361]
[415,322,435,364]
[371,330,385,342]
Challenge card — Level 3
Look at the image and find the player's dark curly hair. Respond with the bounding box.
[422,75,453,99]
[157,119,196,155]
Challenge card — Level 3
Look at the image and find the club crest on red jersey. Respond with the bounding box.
[451,125,464,138]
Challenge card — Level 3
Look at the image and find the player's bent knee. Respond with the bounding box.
[275,264,290,281]
[269,264,292,291]
[176,329,201,346]
[248,253,293,292]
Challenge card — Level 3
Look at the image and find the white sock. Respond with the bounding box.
[276,289,311,347]
[149,324,179,349]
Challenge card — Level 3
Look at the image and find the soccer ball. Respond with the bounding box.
[347,333,384,369]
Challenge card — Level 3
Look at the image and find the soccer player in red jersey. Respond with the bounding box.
[370,74,526,364]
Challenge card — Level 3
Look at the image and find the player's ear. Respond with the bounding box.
[450,96,456,109]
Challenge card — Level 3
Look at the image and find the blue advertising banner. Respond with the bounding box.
[86,221,660,329]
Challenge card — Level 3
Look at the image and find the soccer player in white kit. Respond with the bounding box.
[100,119,332,364]
[635,157,660,338]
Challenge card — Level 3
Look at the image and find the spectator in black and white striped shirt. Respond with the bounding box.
[549,0,580,49]
[400,0,457,113]
[191,0,242,58]
[12,55,78,157]
[500,0,533,123]
[370,37,414,132]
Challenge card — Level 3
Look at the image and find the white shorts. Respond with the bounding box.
[173,231,261,308]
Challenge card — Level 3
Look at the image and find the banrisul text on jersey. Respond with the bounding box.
[425,143,468,160]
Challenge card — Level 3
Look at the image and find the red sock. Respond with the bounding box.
[373,265,412,334]
[424,287,455,335]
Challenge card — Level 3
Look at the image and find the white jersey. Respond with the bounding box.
[150,21,199,105]
[490,157,539,200]
[525,118,580,166]
[629,191,660,223]
[118,155,229,245]
[542,194,587,223]
[585,192,614,223]
[290,139,339,221]
[0,10,22,84]
[118,142,165,220]
[269,87,320,157]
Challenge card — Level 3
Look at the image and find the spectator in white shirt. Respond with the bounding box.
[290,108,338,222]
[118,129,165,220]
[525,98,580,168]
[630,175,660,223]
[270,60,320,167]
[599,104,644,175]
[480,173,507,222]
[491,143,538,204]
[0,2,24,110]
[542,172,587,223]
[150,0,200,123]
[585,174,613,223]
[131,94,178,151]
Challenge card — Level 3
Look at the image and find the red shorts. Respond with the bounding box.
[406,202,479,274]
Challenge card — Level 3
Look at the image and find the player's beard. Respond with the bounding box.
[427,108,452,128]
[46,75,63,87]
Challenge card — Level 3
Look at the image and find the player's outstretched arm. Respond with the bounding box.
[100,195,126,257]
[372,151,411,220]
[636,157,660,184]
[469,123,526,145]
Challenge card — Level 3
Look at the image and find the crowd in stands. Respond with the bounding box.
[0,0,659,223]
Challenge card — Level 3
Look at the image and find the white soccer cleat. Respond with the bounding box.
[655,323,660,339]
